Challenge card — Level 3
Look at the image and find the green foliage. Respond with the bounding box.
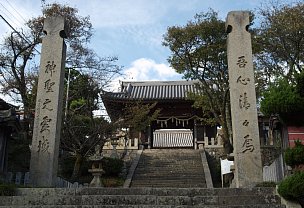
[163,9,233,152]
[278,171,304,200]
[62,115,111,157]
[121,102,160,131]
[69,98,86,111]
[284,141,304,168]
[101,157,124,177]
[255,2,304,82]
[260,78,304,117]
[0,183,16,196]
[296,71,304,97]
[66,70,100,116]
[163,9,228,80]
[61,114,112,180]
[187,92,217,126]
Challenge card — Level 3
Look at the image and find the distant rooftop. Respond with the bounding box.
[102,80,201,101]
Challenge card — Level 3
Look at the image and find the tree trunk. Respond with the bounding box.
[225,102,233,146]
[71,153,83,181]
[221,122,233,154]
[21,95,33,140]
[219,105,233,154]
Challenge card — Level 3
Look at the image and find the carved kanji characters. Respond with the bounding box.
[239,92,250,110]
[37,136,50,153]
[237,76,250,85]
[241,134,254,153]
[40,116,52,133]
[243,120,249,126]
[237,56,247,68]
[42,99,53,111]
[44,79,55,92]
[45,61,56,77]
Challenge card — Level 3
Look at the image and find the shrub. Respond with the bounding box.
[102,177,124,187]
[0,183,16,196]
[284,141,304,168]
[260,79,304,117]
[101,157,124,176]
[278,171,304,201]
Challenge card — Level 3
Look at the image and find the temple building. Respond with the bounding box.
[101,80,219,149]
[0,99,20,174]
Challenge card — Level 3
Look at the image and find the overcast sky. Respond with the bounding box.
[0,0,297,93]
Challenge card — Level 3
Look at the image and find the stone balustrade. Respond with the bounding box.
[197,137,223,149]
[103,138,138,150]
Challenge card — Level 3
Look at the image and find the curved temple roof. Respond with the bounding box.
[102,80,201,101]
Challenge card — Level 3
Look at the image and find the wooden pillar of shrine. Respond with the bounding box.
[194,119,198,149]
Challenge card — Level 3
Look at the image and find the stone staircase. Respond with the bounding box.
[130,149,207,188]
[0,187,285,207]
[0,149,286,207]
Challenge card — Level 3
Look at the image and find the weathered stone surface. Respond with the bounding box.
[29,16,67,187]
[226,11,263,187]
[0,196,12,206]
[130,149,207,188]
[0,205,287,208]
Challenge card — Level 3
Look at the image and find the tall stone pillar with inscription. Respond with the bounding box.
[30,16,67,187]
[226,11,262,187]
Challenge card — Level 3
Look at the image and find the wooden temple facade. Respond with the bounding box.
[0,99,20,174]
[102,80,219,149]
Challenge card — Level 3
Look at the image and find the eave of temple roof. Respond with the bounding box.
[0,99,21,131]
[102,80,201,101]
[0,98,17,110]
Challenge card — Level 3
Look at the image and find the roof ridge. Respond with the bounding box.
[122,80,199,86]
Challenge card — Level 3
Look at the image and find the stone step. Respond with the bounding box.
[129,184,207,188]
[134,171,204,174]
[0,187,285,207]
[130,179,206,184]
[134,169,204,173]
[14,187,278,196]
[135,165,203,169]
[130,181,206,184]
[131,177,206,181]
[131,149,206,188]
[0,205,287,208]
[0,193,282,206]
[134,169,204,172]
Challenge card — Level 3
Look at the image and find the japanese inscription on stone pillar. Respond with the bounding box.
[226,11,262,187]
[30,16,67,187]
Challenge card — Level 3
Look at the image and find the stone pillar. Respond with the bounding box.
[226,11,263,187]
[30,16,67,187]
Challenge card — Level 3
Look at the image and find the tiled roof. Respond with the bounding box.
[103,80,200,100]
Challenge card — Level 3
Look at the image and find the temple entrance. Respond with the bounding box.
[102,80,218,149]
[152,129,193,148]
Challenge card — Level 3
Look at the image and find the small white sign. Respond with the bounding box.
[221,158,234,175]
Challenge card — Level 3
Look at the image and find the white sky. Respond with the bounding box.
[0,0,298,102]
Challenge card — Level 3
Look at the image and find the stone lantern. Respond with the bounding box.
[88,145,104,187]
[110,135,119,159]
